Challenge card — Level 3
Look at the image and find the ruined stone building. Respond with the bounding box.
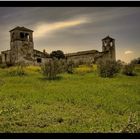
[66,36,116,63]
[1,26,49,65]
[0,26,116,65]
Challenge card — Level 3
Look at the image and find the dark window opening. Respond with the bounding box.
[37,58,42,63]
[20,32,24,38]
[20,32,30,41]
[12,33,14,38]
[5,54,7,61]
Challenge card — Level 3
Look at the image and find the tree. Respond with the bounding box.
[66,60,74,74]
[131,57,140,64]
[122,63,136,76]
[41,59,62,80]
[50,50,65,60]
[97,60,121,78]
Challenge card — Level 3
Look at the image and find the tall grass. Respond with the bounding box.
[0,64,139,132]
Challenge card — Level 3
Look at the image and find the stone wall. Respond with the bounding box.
[1,50,11,64]
[10,40,34,64]
[66,50,98,63]
[0,26,116,65]
[66,50,106,64]
[65,49,114,65]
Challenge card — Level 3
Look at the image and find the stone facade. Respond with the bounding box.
[66,36,116,63]
[0,26,116,65]
[1,26,49,65]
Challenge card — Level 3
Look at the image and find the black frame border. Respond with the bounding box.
[0,0,140,139]
[0,1,140,7]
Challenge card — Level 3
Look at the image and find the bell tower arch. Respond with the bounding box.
[102,36,116,61]
[10,26,34,63]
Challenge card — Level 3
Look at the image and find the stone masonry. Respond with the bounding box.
[0,26,116,65]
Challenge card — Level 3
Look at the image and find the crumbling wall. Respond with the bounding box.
[67,53,96,64]
[10,40,34,64]
[1,50,11,64]
[66,50,101,64]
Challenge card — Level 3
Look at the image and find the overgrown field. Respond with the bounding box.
[0,65,139,132]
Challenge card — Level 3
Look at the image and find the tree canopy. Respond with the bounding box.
[50,50,65,60]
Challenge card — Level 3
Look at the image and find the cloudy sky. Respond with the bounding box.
[0,7,140,62]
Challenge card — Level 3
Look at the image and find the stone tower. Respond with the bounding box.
[10,26,34,63]
[102,36,116,61]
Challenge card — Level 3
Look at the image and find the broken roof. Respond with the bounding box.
[102,36,114,41]
[9,26,33,32]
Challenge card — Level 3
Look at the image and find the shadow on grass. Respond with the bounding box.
[38,76,63,81]
[5,73,28,77]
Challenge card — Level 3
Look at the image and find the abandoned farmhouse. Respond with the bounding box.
[0,26,116,65]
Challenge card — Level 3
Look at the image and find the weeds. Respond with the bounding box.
[121,112,140,133]
[122,63,136,76]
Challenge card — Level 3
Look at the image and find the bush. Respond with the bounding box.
[122,63,136,76]
[8,61,26,76]
[131,57,140,65]
[66,60,74,74]
[41,59,62,80]
[59,59,67,73]
[97,60,121,78]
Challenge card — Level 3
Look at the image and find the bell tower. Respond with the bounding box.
[102,36,116,61]
[10,26,34,63]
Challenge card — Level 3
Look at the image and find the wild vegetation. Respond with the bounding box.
[122,63,136,76]
[0,61,139,132]
[97,60,121,78]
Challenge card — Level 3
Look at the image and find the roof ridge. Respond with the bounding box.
[9,26,33,32]
[102,36,114,40]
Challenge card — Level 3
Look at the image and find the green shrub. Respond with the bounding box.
[41,59,62,80]
[131,57,140,65]
[66,60,74,74]
[59,59,67,73]
[8,61,26,76]
[122,63,136,76]
[97,60,121,78]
